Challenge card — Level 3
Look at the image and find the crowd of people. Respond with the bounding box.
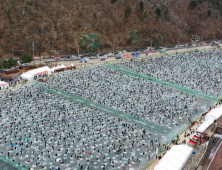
[186,49,222,65]
[0,86,158,170]
[46,67,208,130]
[114,50,222,96]
[0,49,221,170]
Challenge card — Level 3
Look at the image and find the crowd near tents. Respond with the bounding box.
[20,64,75,81]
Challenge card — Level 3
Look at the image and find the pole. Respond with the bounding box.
[178,38,179,46]
[78,44,79,58]
[151,39,152,48]
[113,42,114,55]
[32,42,35,58]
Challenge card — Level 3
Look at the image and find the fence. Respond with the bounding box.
[206,140,222,170]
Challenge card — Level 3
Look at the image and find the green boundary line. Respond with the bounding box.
[104,64,219,102]
[0,154,27,170]
[33,83,171,134]
[177,55,222,68]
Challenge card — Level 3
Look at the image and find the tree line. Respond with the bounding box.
[0,54,34,70]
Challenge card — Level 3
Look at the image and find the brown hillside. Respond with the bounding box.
[0,0,221,57]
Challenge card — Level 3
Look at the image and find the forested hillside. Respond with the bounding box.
[0,0,222,57]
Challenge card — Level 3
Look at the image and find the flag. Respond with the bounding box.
[156,147,158,154]
[166,137,169,145]
[210,149,213,158]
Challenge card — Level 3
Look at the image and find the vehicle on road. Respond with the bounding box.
[115,54,123,59]
[55,57,61,60]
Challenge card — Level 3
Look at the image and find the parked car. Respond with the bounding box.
[107,53,113,57]
[159,47,167,50]
[166,46,173,48]
[62,56,70,60]
[115,54,123,59]
[21,63,28,67]
[155,47,160,50]
[55,57,61,60]
[90,56,97,59]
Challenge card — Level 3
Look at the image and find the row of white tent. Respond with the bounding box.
[20,64,75,81]
[20,66,52,81]
[154,144,193,170]
[155,105,222,170]
[197,105,222,133]
[51,64,67,71]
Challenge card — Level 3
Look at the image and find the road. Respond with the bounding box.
[35,44,219,67]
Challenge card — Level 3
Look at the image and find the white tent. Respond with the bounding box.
[60,64,66,68]
[0,81,9,90]
[20,73,33,81]
[205,107,222,121]
[197,119,214,133]
[66,64,75,68]
[51,66,56,72]
[20,66,52,81]
[54,65,63,71]
[197,107,222,133]
[154,145,193,170]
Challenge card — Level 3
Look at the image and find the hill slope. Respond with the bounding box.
[0,0,222,56]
